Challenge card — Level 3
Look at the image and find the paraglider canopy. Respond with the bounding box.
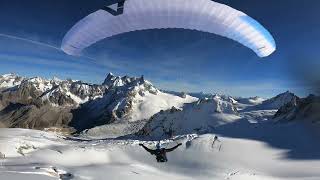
[61,0,276,58]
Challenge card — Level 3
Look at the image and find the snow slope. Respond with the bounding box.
[82,91,197,138]
[138,96,239,139]
[256,91,297,110]
[129,91,197,122]
[1,126,320,180]
[1,74,320,180]
[239,91,298,112]
[1,96,320,180]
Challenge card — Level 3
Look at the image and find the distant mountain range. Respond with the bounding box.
[0,73,196,134]
[0,73,318,138]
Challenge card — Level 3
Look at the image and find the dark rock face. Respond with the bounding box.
[0,103,73,130]
[274,94,320,123]
[0,74,105,130]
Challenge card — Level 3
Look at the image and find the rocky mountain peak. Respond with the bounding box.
[273,94,320,123]
[104,73,144,86]
[103,73,158,95]
[0,73,24,89]
[276,91,295,98]
[103,73,117,84]
[247,91,299,110]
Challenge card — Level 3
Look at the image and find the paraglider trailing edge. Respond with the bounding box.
[61,0,276,57]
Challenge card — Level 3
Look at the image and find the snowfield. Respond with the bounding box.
[1,114,320,180]
[1,74,320,180]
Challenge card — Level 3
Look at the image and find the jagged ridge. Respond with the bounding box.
[0,73,197,134]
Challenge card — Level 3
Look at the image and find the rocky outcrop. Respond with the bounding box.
[273,94,320,123]
[0,103,74,130]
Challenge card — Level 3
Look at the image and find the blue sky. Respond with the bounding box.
[0,0,319,97]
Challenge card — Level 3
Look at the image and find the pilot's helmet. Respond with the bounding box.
[156,142,161,149]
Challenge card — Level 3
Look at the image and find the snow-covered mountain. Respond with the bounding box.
[0,74,106,108]
[73,73,198,138]
[0,73,312,139]
[0,74,24,89]
[0,74,108,130]
[137,95,239,139]
[273,94,320,123]
[99,73,197,122]
[242,91,299,111]
[0,73,197,133]
[260,91,299,109]
[1,75,320,180]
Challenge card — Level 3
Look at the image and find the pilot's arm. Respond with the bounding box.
[139,144,156,155]
[165,143,182,152]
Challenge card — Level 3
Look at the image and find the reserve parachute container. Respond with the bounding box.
[62,0,276,58]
